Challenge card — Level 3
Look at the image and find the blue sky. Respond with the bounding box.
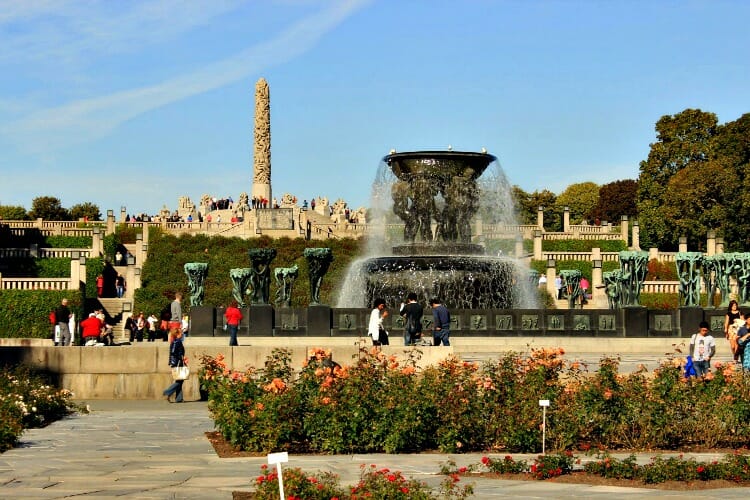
[1,0,748,216]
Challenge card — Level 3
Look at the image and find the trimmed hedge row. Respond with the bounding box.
[133,233,364,316]
[0,290,83,339]
[542,239,627,252]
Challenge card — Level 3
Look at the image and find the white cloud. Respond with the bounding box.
[2,0,371,152]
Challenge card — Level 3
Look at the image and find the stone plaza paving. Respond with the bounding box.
[1,400,750,498]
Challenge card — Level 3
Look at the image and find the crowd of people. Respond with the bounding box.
[366,294,451,347]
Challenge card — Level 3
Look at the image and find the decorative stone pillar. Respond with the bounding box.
[592,259,605,308]
[91,227,102,257]
[135,233,143,267]
[678,236,688,253]
[546,258,556,297]
[252,78,272,205]
[648,247,659,261]
[142,222,149,245]
[706,230,716,256]
[716,237,725,254]
[106,209,115,235]
[537,206,544,229]
[70,252,83,291]
[620,215,629,245]
[631,220,640,250]
[563,206,570,232]
[514,234,523,258]
[592,247,601,262]
[533,230,542,260]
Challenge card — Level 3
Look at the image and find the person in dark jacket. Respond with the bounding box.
[430,298,451,346]
[163,328,187,403]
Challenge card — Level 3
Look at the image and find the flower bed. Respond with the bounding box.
[201,344,750,454]
[0,365,83,452]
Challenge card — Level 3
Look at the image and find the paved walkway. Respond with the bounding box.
[1,400,750,499]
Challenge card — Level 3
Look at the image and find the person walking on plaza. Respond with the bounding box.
[430,298,451,346]
[689,321,716,377]
[115,274,126,298]
[55,298,72,346]
[170,293,183,331]
[735,315,750,369]
[163,328,187,403]
[399,292,423,346]
[367,298,389,346]
[224,300,243,346]
[724,299,744,361]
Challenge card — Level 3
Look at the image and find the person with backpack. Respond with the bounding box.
[399,292,423,346]
[735,315,750,370]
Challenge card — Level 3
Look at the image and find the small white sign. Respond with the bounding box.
[267,451,289,465]
[538,399,550,407]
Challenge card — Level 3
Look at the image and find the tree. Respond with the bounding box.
[29,196,69,221]
[511,186,557,229]
[555,182,600,226]
[69,202,102,221]
[590,179,638,223]
[637,109,718,249]
[0,205,28,220]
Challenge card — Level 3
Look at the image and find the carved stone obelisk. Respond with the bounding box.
[252,78,271,204]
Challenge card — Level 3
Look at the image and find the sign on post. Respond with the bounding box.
[267,452,289,499]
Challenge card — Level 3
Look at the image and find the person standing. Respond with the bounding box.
[55,298,72,346]
[735,315,750,369]
[430,298,451,346]
[580,276,590,306]
[116,274,126,298]
[555,275,563,300]
[689,321,716,377]
[147,313,159,342]
[399,293,423,346]
[163,328,187,403]
[367,298,389,346]
[538,274,547,288]
[170,293,183,332]
[224,301,243,347]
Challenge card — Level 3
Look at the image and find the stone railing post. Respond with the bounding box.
[119,206,127,223]
[678,236,688,253]
[649,247,659,261]
[515,234,524,258]
[533,230,543,260]
[91,227,102,257]
[537,206,544,229]
[546,258,556,297]
[620,215,629,244]
[592,259,605,308]
[631,220,640,250]
[135,232,143,265]
[106,209,115,235]
[563,206,570,233]
[706,230,716,256]
[716,237,724,254]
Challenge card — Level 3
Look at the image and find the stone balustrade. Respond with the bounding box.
[39,248,92,259]
[0,276,71,290]
[543,251,621,262]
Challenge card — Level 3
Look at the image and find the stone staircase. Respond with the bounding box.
[96,298,129,341]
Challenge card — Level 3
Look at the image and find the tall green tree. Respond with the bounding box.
[69,202,102,221]
[590,180,638,223]
[555,182,599,226]
[511,186,556,229]
[29,196,70,221]
[637,109,718,249]
[0,205,28,220]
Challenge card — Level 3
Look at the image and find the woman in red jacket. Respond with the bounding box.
[224,301,243,346]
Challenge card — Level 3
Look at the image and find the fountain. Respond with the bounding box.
[337,150,536,310]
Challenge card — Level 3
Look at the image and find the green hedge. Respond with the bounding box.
[44,235,92,248]
[133,233,364,316]
[0,290,83,339]
[542,239,627,252]
[530,260,619,281]
[36,258,71,278]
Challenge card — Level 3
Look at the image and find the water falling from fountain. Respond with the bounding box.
[336,150,538,310]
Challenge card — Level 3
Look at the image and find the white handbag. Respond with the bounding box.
[171,365,190,381]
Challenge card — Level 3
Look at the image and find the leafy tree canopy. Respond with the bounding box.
[29,196,69,221]
[511,186,556,229]
[555,182,599,225]
[0,205,29,220]
[590,179,638,223]
[69,202,102,221]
